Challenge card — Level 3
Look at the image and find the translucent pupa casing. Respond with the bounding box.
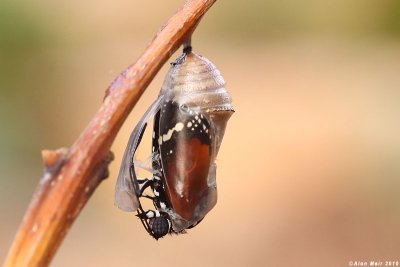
[158,52,234,231]
[114,51,234,235]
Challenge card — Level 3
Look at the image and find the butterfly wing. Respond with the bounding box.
[158,100,213,221]
[114,95,164,212]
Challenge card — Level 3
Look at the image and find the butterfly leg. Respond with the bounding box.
[136,178,154,196]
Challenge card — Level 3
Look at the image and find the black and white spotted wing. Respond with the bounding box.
[115,95,164,212]
[157,100,214,220]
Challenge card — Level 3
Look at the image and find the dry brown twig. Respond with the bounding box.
[3,1,217,266]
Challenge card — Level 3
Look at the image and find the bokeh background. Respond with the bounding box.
[1,0,400,266]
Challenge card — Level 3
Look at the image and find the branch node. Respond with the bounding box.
[41,147,69,172]
[97,151,115,182]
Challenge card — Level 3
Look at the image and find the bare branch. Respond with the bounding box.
[3,1,217,266]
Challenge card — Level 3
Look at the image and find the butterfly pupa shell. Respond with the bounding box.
[157,52,234,231]
[115,50,234,237]
[160,52,234,154]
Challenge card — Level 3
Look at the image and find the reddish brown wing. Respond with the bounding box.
[159,100,212,221]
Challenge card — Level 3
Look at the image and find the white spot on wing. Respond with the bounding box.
[162,122,184,142]
[154,189,160,196]
[175,122,184,131]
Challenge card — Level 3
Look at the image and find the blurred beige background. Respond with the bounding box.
[1,0,400,266]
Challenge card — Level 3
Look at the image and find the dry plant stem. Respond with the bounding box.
[3,1,217,266]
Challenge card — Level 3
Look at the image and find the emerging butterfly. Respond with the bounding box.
[114,46,234,239]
